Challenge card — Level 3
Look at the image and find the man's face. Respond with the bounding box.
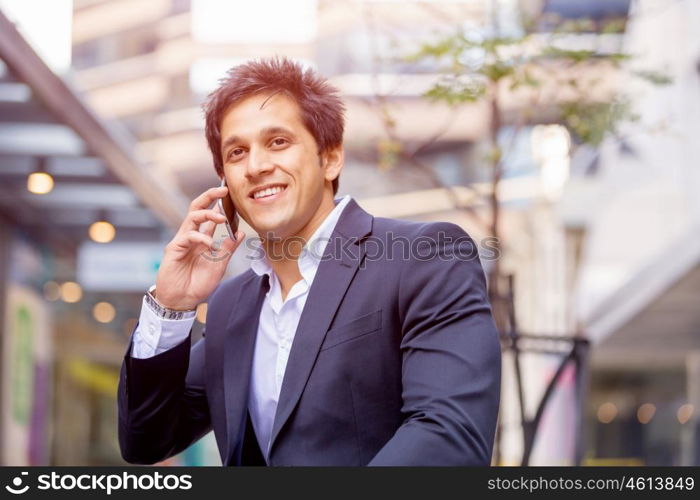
[219,92,340,240]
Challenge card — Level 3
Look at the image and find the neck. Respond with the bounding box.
[262,192,337,298]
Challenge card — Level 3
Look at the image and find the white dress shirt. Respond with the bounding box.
[131,195,352,461]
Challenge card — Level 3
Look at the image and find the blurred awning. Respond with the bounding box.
[584,224,700,369]
[0,10,187,252]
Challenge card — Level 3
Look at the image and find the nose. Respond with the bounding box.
[245,146,274,178]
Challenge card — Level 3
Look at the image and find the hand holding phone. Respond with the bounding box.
[152,183,245,311]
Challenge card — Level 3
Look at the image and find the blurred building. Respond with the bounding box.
[0,6,188,465]
[62,0,700,467]
[571,0,700,465]
[70,0,515,200]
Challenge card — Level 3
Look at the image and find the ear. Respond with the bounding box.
[320,146,344,184]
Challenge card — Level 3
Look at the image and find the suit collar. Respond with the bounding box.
[222,198,374,464]
[248,194,354,279]
[222,271,269,465]
[333,197,372,243]
[267,197,373,456]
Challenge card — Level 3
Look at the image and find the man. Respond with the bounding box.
[118,57,501,466]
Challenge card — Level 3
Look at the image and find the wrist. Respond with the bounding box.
[146,285,196,320]
[150,285,194,310]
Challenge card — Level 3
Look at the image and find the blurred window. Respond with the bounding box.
[72,27,158,69]
[317,28,442,76]
[539,0,630,32]
[191,0,317,44]
[588,369,687,465]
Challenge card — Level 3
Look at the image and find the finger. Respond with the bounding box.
[199,219,217,237]
[200,204,223,237]
[181,209,226,233]
[172,230,215,252]
[188,186,229,212]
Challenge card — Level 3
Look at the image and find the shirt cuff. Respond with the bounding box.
[131,295,197,359]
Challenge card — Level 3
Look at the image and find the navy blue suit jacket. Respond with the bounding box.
[118,199,501,465]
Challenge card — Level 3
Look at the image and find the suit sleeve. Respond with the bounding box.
[118,328,211,464]
[368,222,501,466]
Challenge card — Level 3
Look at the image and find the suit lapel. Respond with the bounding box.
[222,272,269,465]
[268,199,373,455]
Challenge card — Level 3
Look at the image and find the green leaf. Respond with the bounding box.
[632,69,673,86]
[484,146,502,165]
[541,46,598,63]
[560,97,638,146]
[522,68,541,88]
[377,139,402,170]
[601,19,626,34]
[424,77,486,104]
[480,62,514,82]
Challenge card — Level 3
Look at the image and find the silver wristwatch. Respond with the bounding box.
[145,285,196,320]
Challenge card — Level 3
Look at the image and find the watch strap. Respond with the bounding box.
[145,285,196,320]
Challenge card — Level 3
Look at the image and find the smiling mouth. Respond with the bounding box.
[250,184,288,200]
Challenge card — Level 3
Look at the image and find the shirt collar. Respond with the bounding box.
[249,195,352,283]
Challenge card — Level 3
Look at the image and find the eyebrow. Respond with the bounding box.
[221,126,296,155]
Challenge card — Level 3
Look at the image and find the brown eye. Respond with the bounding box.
[271,138,288,147]
[228,148,245,160]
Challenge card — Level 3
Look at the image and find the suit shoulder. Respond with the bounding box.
[372,216,471,240]
[370,217,483,274]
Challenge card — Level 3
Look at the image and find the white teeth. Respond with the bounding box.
[253,186,284,199]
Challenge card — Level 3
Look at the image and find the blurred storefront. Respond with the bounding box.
[0,8,188,465]
[582,236,700,465]
[573,0,700,465]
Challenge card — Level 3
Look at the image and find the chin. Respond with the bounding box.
[251,208,299,238]
[253,219,292,240]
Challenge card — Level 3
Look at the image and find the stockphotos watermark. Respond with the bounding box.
[3,470,192,496]
[202,231,501,266]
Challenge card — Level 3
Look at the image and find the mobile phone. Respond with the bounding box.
[217,178,239,240]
